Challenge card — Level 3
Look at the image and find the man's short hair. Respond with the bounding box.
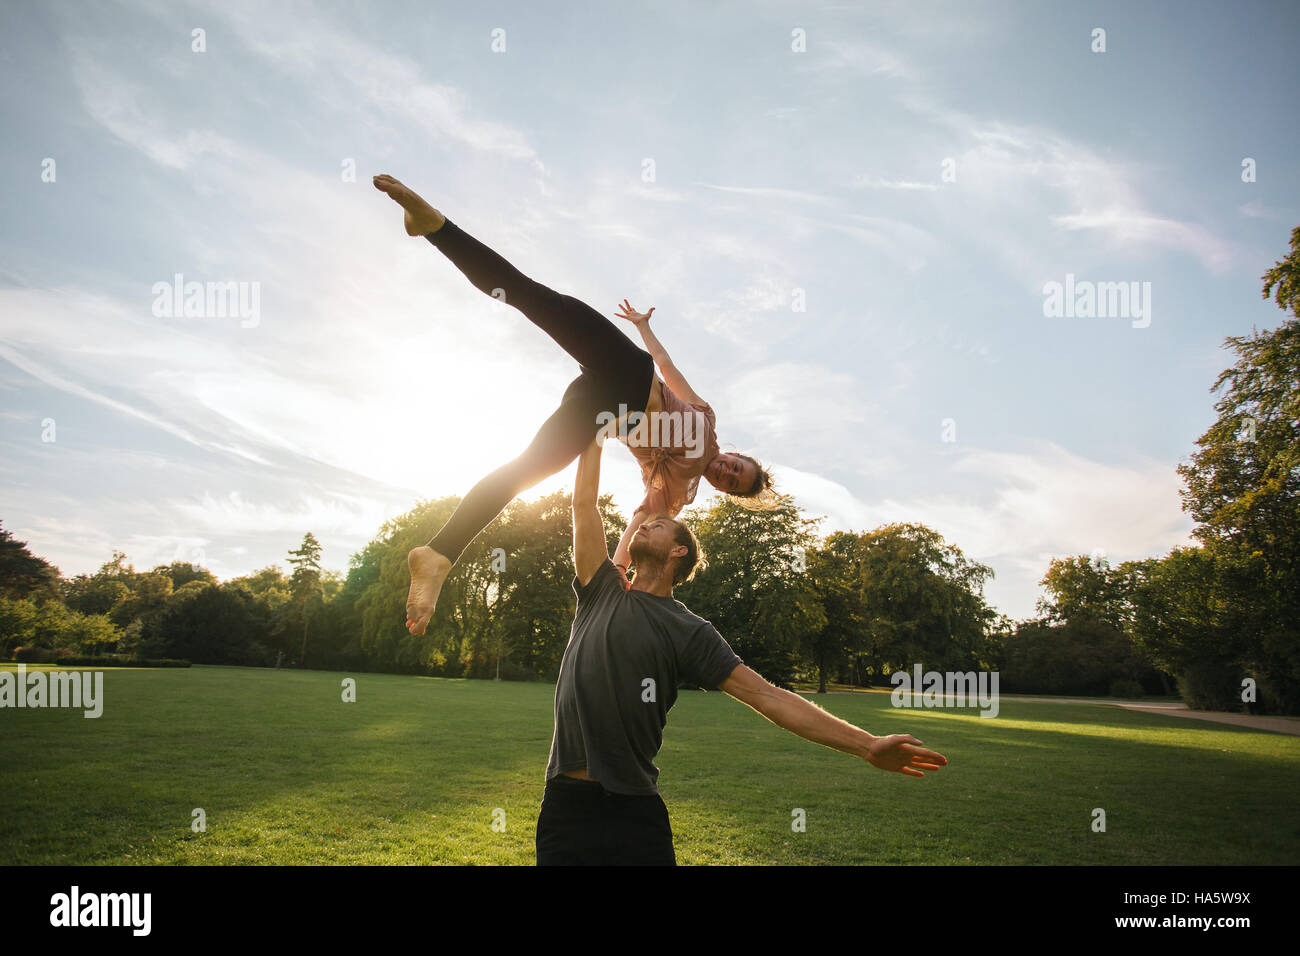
[667,516,706,586]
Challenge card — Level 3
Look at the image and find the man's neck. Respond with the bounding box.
[629,562,675,597]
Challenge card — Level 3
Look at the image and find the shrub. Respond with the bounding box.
[1176,664,1241,711]
[0,596,122,655]
[1108,678,1145,699]
[5,651,190,668]
[1246,670,1300,715]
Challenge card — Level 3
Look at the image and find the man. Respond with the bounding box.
[536,437,947,865]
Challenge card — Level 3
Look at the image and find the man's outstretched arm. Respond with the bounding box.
[718,664,947,777]
[572,437,610,587]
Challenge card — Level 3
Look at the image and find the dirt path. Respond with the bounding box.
[997,694,1300,735]
[1110,703,1300,735]
[821,687,1300,736]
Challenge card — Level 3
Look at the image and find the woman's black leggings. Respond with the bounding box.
[423,218,655,564]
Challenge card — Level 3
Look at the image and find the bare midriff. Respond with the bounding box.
[562,768,599,781]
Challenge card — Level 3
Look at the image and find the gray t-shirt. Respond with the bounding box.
[544,558,743,795]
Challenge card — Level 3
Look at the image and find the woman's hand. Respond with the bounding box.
[615,299,654,326]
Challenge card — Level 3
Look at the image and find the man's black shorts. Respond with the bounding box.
[535,776,676,866]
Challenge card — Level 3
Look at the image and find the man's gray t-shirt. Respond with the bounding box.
[544,558,743,795]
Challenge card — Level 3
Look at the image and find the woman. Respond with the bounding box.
[373,175,777,635]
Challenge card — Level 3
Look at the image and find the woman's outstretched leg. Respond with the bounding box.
[404,374,608,636]
[373,174,645,381]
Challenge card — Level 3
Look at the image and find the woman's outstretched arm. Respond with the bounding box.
[612,505,655,577]
[615,300,707,406]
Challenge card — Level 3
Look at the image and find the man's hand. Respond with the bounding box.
[615,299,654,326]
[864,734,948,777]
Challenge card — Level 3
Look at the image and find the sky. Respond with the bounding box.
[1,0,1297,622]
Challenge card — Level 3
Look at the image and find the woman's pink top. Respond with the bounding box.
[624,380,720,516]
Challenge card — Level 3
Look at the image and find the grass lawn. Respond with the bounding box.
[2,663,1297,865]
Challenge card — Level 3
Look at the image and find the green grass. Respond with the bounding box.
[2,664,1297,865]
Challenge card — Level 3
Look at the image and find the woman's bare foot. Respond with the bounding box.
[372,174,447,236]
[406,545,452,636]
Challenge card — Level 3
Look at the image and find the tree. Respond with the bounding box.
[0,522,60,600]
[286,533,324,666]
[1127,547,1260,710]
[63,551,135,617]
[152,561,217,590]
[853,523,996,680]
[0,596,121,656]
[999,615,1162,698]
[321,545,383,671]
[1029,553,1174,694]
[110,571,173,631]
[1035,554,1126,630]
[1170,225,1300,712]
[1261,225,1300,318]
[228,566,292,608]
[144,583,273,665]
[803,532,865,693]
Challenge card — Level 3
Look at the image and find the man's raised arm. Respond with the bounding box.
[572,436,610,587]
[718,665,948,777]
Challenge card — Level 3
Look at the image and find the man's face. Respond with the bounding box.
[629,514,683,565]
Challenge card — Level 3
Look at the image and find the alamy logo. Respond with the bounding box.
[890,664,1000,718]
[595,405,708,458]
[50,886,151,936]
[1042,273,1151,328]
[0,664,103,718]
[151,273,261,328]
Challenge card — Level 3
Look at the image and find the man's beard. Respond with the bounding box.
[629,537,662,567]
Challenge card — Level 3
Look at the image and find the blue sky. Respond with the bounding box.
[1,0,1296,621]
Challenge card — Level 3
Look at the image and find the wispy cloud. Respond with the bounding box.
[1053,210,1235,273]
[0,341,208,451]
[693,182,834,205]
[849,175,941,191]
[790,36,913,81]
[171,490,390,537]
[196,2,545,169]
[940,120,1238,274]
